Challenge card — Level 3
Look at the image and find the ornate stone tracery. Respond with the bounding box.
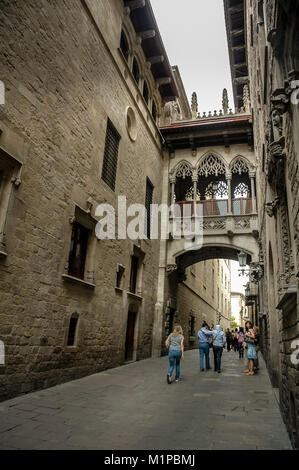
[175,161,193,179]
[185,186,201,200]
[231,157,250,175]
[234,182,250,198]
[198,154,226,178]
[205,181,228,199]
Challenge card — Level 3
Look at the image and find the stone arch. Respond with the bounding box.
[197,151,228,176]
[171,160,194,180]
[175,243,253,271]
[230,155,254,174]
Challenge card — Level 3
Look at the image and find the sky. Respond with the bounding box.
[151,0,234,113]
[231,261,246,294]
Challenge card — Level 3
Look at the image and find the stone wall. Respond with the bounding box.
[245,0,299,449]
[0,0,164,401]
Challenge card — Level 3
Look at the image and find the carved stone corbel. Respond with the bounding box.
[11,177,22,188]
[166,264,178,274]
[265,197,280,217]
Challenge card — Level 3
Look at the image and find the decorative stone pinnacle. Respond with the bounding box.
[243,84,251,113]
[222,88,229,115]
[191,92,198,120]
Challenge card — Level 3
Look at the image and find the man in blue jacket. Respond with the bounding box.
[198,321,213,371]
[212,325,226,373]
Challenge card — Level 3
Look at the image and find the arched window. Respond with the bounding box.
[143,80,149,105]
[198,154,226,178]
[67,314,79,347]
[132,58,140,85]
[152,100,157,122]
[120,30,129,61]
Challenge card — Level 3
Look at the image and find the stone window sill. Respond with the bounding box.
[0,250,8,258]
[64,346,79,353]
[62,274,95,289]
[115,287,123,294]
[127,292,143,302]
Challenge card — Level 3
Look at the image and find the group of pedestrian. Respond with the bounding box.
[165,320,260,383]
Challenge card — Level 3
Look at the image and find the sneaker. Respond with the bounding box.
[167,374,172,384]
[218,370,221,374]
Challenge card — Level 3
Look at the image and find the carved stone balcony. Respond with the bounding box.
[167,198,259,268]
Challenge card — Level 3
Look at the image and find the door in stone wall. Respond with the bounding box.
[125,311,137,362]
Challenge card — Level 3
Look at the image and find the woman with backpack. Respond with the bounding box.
[166,325,184,384]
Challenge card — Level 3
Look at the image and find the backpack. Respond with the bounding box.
[238,333,244,343]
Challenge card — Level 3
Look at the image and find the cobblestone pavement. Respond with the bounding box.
[0,349,292,450]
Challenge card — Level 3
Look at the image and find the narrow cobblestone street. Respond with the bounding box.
[0,350,291,450]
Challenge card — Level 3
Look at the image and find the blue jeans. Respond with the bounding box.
[199,342,210,371]
[213,346,223,372]
[168,350,182,380]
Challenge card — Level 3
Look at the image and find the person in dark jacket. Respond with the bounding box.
[212,325,226,373]
[226,329,232,351]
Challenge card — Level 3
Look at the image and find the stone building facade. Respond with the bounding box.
[0,0,181,401]
[231,291,246,326]
[225,0,299,449]
[167,259,232,351]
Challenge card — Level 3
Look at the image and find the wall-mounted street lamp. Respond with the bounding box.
[238,251,264,283]
[238,251,250,277]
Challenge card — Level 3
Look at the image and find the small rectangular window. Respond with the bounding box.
[67,317,78,347]
[145,178,154,239]
[102,119,121,191]
[250,14,254,47]
[68,222,89,280]
[116,264,125,289]
[263,46,268,104]
[130,255,139,294]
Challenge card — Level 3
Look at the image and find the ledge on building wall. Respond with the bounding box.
[62,274,96,289]
[0,250,8,258]
[127,292,143,302]
[115,287,123,295]
[276,287,297,310]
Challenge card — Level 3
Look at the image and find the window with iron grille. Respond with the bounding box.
[67,315,78,347]
[68,222,89,280]
[101,119,121,191]
[145,178,154,239]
